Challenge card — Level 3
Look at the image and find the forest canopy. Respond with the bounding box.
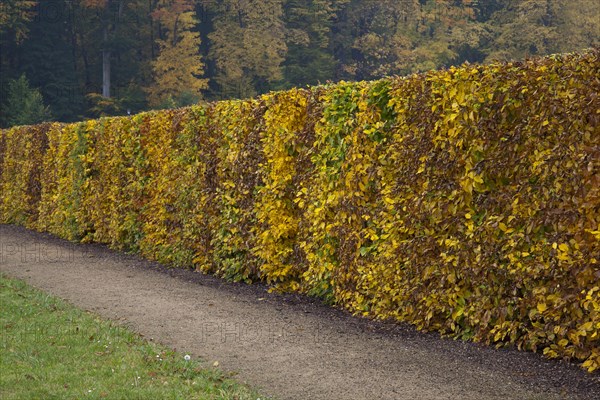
[1,0,599,126]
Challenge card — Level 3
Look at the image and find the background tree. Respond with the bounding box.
[0,0,37,44]
[1,74,51,128]
[331,0,479,80]
[548,0,600,53]
[331,0,420,80]
[1,0,598,121]
[15,0,83,122]
[410,0,481,70]
[77,0,154,114]
[80,0,126,99]
[484,0,559,61]
[281,0,343,88]
[207,0,287,99]
[0,0,38,122]
[146,0,208,107]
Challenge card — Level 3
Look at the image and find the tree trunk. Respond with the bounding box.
[102,25,111,98]
[101,0,124,98]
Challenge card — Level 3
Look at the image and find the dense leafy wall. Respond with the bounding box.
[1,50,599,372]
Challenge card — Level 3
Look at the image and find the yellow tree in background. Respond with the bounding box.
[336,0,479,80]
[208,0,287,99]
[147,0,207,106]
[0,0,37,44]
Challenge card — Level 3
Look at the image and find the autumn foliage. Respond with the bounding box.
[1,50,599,372]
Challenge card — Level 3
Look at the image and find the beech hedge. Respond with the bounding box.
[1,50,598,371]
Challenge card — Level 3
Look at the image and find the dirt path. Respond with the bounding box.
[1,225,598,400]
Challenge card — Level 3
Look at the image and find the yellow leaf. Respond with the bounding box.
[580,322,593,331]
[537,303,547,313]
[558,243,569,252]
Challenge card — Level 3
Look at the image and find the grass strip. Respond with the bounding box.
[0,274,267,400]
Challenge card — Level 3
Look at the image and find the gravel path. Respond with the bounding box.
[1,224,598,399]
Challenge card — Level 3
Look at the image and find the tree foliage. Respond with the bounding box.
[207,0,287,99]
[281,0,341,87]
[0,0,598,121]
[146,0,208,106]
[0,0,37,44]
[1,75,51,127]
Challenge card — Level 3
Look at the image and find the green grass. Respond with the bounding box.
[0,274,267,400]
